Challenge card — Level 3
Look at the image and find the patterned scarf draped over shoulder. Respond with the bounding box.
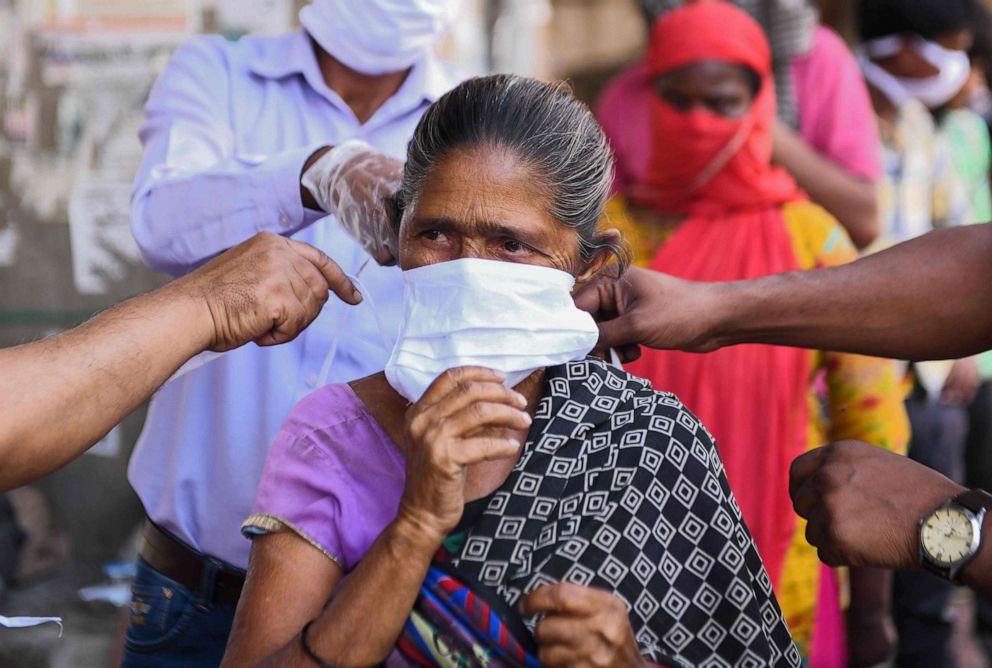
[418,359,801,668]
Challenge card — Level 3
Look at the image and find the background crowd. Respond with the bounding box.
[2,0,992,666]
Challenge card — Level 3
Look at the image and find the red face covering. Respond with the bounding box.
[634,1,800,215]
[626,2,811,590]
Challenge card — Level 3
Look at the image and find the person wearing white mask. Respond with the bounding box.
[856,1,977,666]
[223,74,802,668]
[856,0,973,247]
[123,2,462,665]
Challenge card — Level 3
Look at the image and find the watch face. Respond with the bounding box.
[921,506,978,566]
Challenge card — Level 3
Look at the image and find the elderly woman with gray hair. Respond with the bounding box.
[221,75,800,668]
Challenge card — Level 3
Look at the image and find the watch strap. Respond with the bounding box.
[953,488,992,515]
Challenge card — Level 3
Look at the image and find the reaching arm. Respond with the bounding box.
[773,122,879,249]
[0,233,358,491]
[577,223,992,361]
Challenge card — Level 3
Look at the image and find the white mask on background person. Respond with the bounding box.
[859,35,971,109]
[858,52,910,108]
[384,258,600,403]
[300,0,459,76]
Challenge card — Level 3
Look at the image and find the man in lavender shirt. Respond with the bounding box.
[123,2,463,665]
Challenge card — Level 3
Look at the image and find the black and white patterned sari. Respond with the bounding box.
[448,357,801,667]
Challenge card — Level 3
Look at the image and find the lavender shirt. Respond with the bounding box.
[127,29,462,568]
[243,383,405,569]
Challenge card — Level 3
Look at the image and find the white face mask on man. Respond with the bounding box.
[383,258,600,403]
[858,35,971,109]
[299,0,459,76]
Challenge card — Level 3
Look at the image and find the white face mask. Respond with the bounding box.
[384,258,600,403]
[859,35,971,109]
[300,0,459,76]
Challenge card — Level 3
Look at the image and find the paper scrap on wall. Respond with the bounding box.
[68,179,142,295]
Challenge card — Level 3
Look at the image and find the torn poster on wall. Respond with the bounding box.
[0,225,20,268]
[68,179,142,294]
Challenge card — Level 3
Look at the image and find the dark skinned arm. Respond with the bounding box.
[578,224,992,361]
[0,233,358,491]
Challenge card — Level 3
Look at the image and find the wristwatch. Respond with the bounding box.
[919,488,992,582]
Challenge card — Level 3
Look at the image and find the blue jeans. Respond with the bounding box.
[120,556,238,668]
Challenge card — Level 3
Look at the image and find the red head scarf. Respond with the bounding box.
[627,2,812,589]
[635,1,800,215]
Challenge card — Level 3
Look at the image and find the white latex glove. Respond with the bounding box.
[302,139,403,265]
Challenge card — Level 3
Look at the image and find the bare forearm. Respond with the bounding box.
[0,232,346,490]
[0,280,211,489]
[268,519,441,667]
[713,225,992,359]
[847,566,892,636]
[848,566,891,613]
[774,128,879,248]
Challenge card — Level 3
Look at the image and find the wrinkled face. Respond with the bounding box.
[398,145,585,274]
[655,60,757,118]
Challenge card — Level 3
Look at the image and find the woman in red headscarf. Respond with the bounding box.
[606,3,910,665]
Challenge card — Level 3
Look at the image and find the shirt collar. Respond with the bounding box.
[248,29,453,106]
[397,53,454,105]
[247,30,314,80]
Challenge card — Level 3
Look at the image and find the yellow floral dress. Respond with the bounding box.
[607,197,910,656]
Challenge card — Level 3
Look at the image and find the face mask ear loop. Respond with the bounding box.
[315,305,353,389]
[315,258,394,388]
[349,274,393,354]
[349,257,393,352]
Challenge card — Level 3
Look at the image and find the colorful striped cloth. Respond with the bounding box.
[397,565,540,668]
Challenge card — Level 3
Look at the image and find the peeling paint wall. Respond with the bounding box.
[0,0,304,576]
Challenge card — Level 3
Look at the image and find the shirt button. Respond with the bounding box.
[306,374,319,388]
[279,211,292,228]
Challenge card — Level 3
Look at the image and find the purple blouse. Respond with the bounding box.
[243,383,405,569]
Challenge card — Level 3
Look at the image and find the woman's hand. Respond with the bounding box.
[397,366,531,545]
[520,583,646,668]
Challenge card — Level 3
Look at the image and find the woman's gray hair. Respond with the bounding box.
[398,74,628,270]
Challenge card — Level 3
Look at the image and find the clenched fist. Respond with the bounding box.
[789,440,963,570]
